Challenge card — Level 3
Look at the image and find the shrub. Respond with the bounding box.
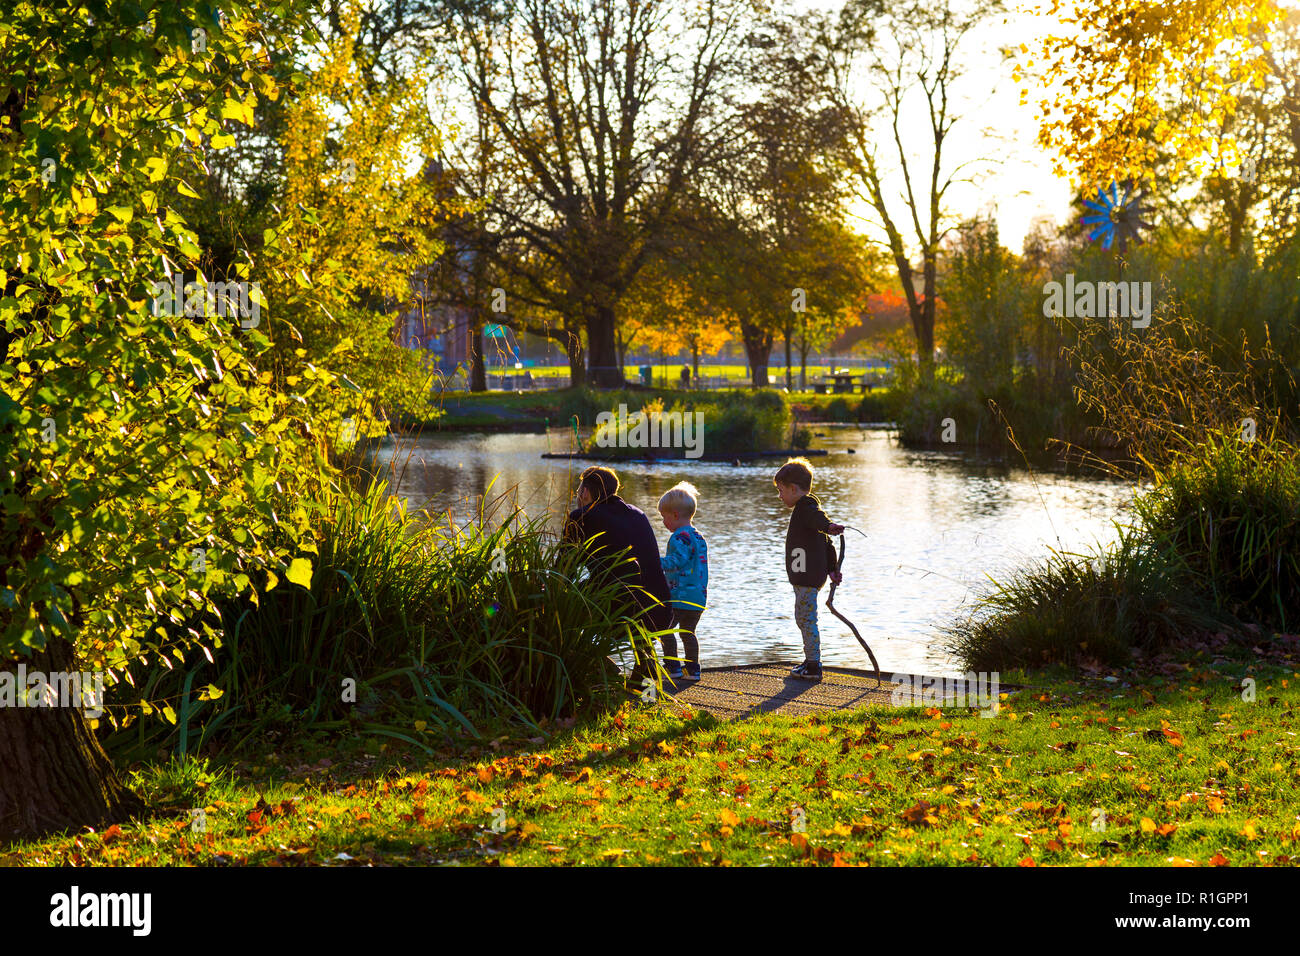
[825,396,853,420]
[584,390,790,458]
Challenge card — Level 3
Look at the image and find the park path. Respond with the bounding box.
[662,663,1002,719]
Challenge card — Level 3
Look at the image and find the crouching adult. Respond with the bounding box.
[563,466,672,679]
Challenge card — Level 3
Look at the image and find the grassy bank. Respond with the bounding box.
[423,386,736,431]
[941,309,1300,671]
[790,389,901,423]
[14,651,1299,866]
[947,435,1300,672]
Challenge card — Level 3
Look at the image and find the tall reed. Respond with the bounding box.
[103,474,658,758]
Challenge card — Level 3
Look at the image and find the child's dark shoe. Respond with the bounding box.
[664,663,684,680]
[790,660,822,680]
[684,664,701,680]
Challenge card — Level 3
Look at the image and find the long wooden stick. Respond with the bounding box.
[826,534,881,686]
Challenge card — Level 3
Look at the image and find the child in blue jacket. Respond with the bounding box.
[657,481,708,680]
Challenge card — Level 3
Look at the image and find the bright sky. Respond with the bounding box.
[810,0,1077,256]
[832,0,1300,256]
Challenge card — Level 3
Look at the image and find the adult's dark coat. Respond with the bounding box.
[565,495,673,632]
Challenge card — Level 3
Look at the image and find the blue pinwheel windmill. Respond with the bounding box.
[1081,181,1153,253]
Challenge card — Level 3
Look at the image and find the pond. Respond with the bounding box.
[376,427,1134,678]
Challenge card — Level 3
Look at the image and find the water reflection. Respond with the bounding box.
[376,429,1133,677]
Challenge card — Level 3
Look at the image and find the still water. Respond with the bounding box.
[377,428,1133,677]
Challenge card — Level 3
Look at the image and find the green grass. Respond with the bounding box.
[17,654,1300,866]
[426,385,902,439]
[520,364,881,384]
[583,390,792,458]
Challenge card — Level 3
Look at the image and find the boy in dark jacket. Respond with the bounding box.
[774,457,844,679]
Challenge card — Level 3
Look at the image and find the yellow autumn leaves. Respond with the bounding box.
[1029,0,1281,191]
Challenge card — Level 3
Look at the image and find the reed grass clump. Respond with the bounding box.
[104,475,651,758]
[944,526,1219,670]
[946,310,1300,672]
[1133,435,1300,631]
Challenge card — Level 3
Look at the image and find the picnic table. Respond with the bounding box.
[812,372,866,394]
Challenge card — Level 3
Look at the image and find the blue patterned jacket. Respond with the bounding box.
[661,525,708,612]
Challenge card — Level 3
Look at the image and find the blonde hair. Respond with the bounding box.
[657,481,699,519]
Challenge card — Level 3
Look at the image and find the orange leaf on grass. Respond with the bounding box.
[901,801,938,827]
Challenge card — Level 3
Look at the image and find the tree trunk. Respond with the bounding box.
[615,330,628,377]
[586,303,622,388]
[798,343,809,391]
[1227,194,1247,256]
[0,641,143,841]
[468,314,487,392]
[692,342,700,386]
[740,319,772,388]
[918,257,937,382]
[783,331,793,390]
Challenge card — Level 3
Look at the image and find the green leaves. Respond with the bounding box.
[220,96,256,127]
[0,1,327,687]
[286,558,313,589]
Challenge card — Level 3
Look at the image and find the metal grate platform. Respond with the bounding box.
[661,663,1004,719]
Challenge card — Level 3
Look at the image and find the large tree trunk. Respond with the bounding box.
[586,304,622,388]
[740,319,772,388]
[1226,190,1249,256]
[0,640,143,841]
